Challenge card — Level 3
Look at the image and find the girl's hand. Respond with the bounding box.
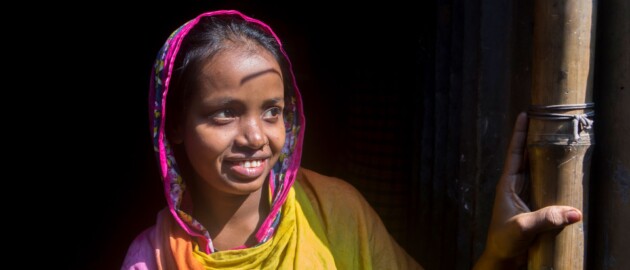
[473,112,582,269]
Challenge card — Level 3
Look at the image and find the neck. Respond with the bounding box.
[191,181,270,250]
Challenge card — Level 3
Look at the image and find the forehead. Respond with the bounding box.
[189,46,285,102]
[199,47,282,88]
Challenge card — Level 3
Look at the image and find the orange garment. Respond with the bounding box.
[123,168,422,269]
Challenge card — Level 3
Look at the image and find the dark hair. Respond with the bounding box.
[166,14,292,132]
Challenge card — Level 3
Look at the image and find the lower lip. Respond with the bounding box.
[228,159,267,180]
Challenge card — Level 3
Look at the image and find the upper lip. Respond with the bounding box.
[225,155,270,162]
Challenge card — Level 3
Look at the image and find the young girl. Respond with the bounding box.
[123,10,582,269]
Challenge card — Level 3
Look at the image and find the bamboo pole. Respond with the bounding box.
[528,0,597,269]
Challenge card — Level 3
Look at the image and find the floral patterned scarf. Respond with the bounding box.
[149,10,305,254]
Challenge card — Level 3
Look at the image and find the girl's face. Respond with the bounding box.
[176,47,286,196]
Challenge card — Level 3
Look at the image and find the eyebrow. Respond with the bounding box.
[206,98,238,107]
[203,97,284,107]
[263,97,285,106]
[240,68,282,85]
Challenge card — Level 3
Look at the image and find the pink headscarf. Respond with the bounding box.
[148,10,306,254]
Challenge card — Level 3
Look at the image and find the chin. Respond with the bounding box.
[221,172,269,195]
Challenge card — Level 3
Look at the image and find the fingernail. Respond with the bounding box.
[566,210,582,223]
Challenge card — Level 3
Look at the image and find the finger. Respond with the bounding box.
[513,206,582,237]
[503,112,528,175]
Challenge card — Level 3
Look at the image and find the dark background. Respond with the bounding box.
[22,0,629,269]
[52,1,434,269]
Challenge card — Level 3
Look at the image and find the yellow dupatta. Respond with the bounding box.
[155,169,422,269]
[155,179,336,269]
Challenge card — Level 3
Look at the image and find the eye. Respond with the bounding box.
[210,109,236,124]
[262,107,282,122]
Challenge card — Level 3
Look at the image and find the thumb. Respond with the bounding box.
[514,206,582,236]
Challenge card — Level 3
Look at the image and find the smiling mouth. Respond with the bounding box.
[227,158,269,179]
[239,159,264,168]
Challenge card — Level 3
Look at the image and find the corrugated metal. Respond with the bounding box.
[589,0,630,268]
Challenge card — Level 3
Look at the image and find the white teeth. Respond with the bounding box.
[239,160,264,168]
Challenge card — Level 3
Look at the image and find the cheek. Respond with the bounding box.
[184,125,233,162]
[268,125,287,154]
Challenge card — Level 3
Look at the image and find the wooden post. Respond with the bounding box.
[528,0,597,269]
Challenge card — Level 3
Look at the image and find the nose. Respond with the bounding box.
[236,117,267,149]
